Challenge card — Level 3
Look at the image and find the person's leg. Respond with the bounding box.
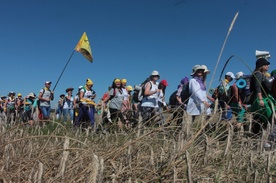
[69,109,74,123]
[63,108,69,123]
[88,106,95,126]
[141,107,154,127]
[40,106,48,119]
[6,108,11,124]
[46,107,51,120]
[22,110,28,123]
[75,105,85,127]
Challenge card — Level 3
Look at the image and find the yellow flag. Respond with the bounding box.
[75,32,93,62]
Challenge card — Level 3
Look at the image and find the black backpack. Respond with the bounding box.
[169,82,190,107]
[169,91,178,107]
[132,89,140,103]
[237,75,252,104]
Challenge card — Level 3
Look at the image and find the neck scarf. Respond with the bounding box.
[194,76,206,90]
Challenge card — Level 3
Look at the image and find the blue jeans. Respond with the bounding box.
[40,106,51,119]
[63,108,73,122]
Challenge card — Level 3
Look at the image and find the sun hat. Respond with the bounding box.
[160,80,169,86]
[235,71,244,80]
[86,78,93,85]
[190,65,205,76]
[225,72,235,79]
[151,70,159,76]
[17,93,22,97]
[121,79,127,84]
[256,58,270,68]
[201,65,210,74]
[45,81,52,84]
[65,87,74,92]
[28,93,36,98]
[126,85,133,91]
[8,91,15,96]
[1,96,7,99]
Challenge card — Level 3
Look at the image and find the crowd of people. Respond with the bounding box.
[0,56,276,147]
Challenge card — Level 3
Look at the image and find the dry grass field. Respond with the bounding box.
[0,108,275,183]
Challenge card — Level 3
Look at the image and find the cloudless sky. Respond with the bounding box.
[0,0,275,107]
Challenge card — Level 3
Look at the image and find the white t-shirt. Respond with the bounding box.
[63,95,74,109]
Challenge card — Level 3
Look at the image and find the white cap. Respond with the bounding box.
[235,71,244,80]
[225,72,235,79]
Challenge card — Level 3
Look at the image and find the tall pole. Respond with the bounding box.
[52,50,76,91]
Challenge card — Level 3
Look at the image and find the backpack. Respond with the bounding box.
[213,82,233,105]
[133,77,151,102]
[169,81,190,107]
[181,82,191,104]
[132,89,141,103]
[169,91,178,107]
[236,75,252,104]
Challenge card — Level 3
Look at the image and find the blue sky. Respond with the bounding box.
[0,0,275,107]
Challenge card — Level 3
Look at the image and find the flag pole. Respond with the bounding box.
[52,50,76,91]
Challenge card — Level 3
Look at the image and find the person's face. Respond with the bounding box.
[45,83,51,88]
[152,75,160,81]
[195,69,204,77]
[262,64,270,72]
[115,82,121,87]
[226,76,233,82]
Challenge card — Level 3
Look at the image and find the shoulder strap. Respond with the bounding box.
[40,88,45,98]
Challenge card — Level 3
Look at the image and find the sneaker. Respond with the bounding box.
[263,142,271,148]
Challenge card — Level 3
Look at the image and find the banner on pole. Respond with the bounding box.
[75,32,93,62]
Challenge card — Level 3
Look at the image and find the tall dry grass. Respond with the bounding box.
[0,108,275,183]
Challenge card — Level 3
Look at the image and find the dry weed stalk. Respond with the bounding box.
[0,109,275,182]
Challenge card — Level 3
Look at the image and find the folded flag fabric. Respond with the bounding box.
[75,32,93,62]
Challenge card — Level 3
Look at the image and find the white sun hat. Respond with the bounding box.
[151,70,159,76]
[201,65,210,74]
[190,65,205,76]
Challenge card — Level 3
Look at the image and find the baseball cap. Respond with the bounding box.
[235,71,244,80]
[225,72,235,79]
[160,79,169,86]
